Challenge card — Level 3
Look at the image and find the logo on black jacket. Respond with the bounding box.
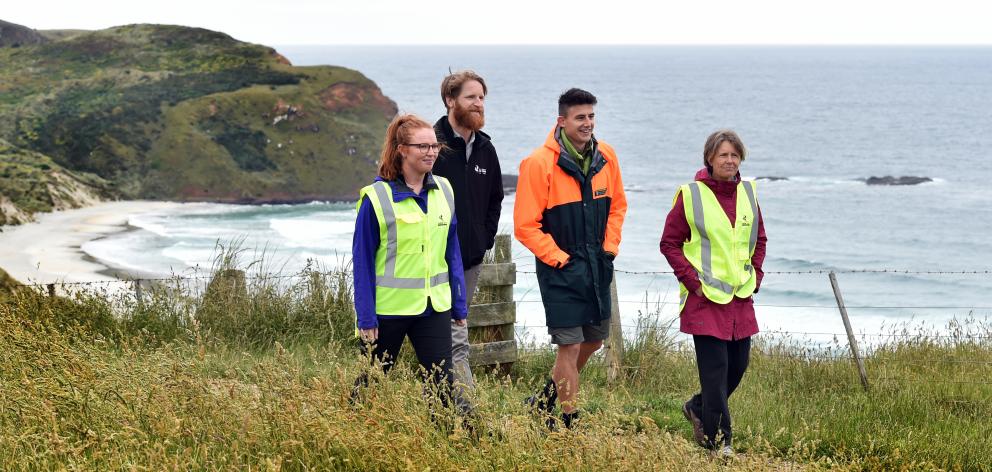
[474,165,487,175]
[594,187,608,197]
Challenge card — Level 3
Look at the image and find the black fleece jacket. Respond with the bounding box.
[432,116,504,268]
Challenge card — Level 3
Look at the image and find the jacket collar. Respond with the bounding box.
[695,167,741,197]
[545,127,606,177]
[434,115,491,150]
[374,174,438,202]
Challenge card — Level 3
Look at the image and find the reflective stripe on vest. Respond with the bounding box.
[358,177,455,315]
[678,180,758,308]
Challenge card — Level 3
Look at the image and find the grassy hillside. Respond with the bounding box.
[0,267,19,293]
[0,19,49,47]
[0,22,395,213]
[0,253,989,470]
[38,29,88,42]
[0,138,108,225]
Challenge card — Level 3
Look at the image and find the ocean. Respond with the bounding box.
[82,46,992,345]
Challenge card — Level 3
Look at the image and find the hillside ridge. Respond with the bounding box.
[0,21,397,224]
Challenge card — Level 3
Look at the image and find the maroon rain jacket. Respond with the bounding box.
[659,168,767,341]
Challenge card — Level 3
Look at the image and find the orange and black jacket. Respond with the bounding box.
[514,128,627,328]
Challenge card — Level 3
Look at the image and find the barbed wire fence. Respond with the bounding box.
[8,266,992,391]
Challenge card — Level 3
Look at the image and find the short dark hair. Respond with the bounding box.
[558,88,597,117]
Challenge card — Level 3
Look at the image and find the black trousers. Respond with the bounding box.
[688,335,751,447]
[357,309,454,406]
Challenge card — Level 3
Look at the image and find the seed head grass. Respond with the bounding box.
[0,248,989,470]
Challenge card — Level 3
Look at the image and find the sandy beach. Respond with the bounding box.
[0,201,183,286]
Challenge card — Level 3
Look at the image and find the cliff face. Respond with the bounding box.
[0,22,397,216]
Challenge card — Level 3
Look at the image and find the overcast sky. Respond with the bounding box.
[5,0,992,45]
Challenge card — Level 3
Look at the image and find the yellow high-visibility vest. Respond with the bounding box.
[675,180,758,311]
[358,176,455,315]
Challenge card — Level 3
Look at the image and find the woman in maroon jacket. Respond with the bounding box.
[660,130,767,457]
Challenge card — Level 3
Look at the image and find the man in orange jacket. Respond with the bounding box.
[515,88,627,429]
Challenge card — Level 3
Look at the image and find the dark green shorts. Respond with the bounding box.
[548,317,611,345]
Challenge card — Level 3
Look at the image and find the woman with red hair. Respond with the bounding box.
[351,114,469,416]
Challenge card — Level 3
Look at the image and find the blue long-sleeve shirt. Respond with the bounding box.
[352,175,468,329]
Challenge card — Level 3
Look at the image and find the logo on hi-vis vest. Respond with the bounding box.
[474,165,487,175]
[437,214,448,227]
[741,214,751,227]
[594,187,608,197]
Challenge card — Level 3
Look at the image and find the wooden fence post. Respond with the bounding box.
[47,283,56,298]
[134,280,144,306]
[829,271,870,391]
[604,272,624,384]
[469,234,517,370]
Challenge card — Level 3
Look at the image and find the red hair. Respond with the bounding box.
[378,114,433,181]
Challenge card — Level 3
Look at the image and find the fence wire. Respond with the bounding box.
[12,267,991,288]
[10,266,992,389]
[514,269,992,275]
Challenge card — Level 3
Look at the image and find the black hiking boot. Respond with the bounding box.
[524,378,558,414]
[561,411,580,430]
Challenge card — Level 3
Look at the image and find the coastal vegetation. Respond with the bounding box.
[0,138,108,225]
[0,20,397,225]
[1,19,988,471]
[0,267,19,293]
[0,19,50,47]
[1,250,988,470]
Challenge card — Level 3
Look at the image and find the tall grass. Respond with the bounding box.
[185,240,351,347]
[0,306,828,471]
[606,313,992,471]
[1,248,989,470]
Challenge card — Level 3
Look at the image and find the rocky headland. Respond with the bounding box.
[0,19,397,226]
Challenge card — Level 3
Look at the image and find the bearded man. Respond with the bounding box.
[431,70,504,413]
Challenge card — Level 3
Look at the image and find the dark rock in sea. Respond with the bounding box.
[502,173,518,194]
[865,176,933,186]
[756,176,788,181]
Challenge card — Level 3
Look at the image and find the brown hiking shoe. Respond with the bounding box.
[682,401,706,448]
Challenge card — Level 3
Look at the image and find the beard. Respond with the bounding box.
[452,102,485,131]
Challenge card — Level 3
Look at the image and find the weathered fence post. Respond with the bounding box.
[829,271,870,391]
[604,272,624,384]
[469,234,517,371]
[47,283,56,298]
[133,279,144,306]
